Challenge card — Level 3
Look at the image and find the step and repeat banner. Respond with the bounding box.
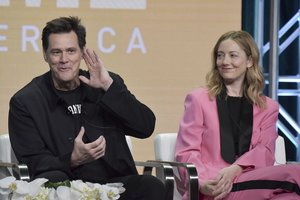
[0,0,241,160]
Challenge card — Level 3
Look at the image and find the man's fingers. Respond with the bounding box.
[84,48,98,66]
[87,136,105,150]
[93,50,105,67]
[94,146,106,159]
[79,75,90,85]
[89,136,106,159]
[76,126,85,140]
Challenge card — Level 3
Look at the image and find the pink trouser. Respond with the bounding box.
[200,164,300,200]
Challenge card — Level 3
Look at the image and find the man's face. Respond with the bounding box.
[43,31,83,90]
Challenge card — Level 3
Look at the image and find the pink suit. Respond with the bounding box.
[175,88,300,200]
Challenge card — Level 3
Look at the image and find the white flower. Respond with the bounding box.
[71,180,102,200]
[10,178,48,200]
[91,182,125,200]
[103,183,125,200]
[70,180,88,192]
[105,183,125,194]
[0,176,124,200]
[35,187,51,200]
[56,186,81,200]
[0,176,16,195]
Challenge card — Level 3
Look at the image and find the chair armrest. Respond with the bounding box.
[135,161,174,200]
[147,160,199,200]
[0,162,30,181]
[286,161,300,165]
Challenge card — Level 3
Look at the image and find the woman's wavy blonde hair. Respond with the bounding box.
[206,30,266,108]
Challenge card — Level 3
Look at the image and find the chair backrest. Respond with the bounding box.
[125,135,133,153]
[274,135,286,165]
[154,133,286,165]
[0,134,18,163]
[154,133,177,161]
[0,134,12,163]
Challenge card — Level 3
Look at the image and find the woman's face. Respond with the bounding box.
[216,39,252,85]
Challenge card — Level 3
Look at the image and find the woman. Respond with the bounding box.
[175,30,300,200]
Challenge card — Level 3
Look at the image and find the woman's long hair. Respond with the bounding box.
[206,30,266,108]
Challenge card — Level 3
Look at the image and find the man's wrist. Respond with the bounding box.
[70,153,80,168]
[102,77,113,91]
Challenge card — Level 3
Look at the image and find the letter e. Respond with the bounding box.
[0,24,8,52]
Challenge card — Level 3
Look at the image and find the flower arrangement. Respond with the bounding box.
[0,176,125,200]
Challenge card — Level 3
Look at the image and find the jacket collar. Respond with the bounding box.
[37,70,103,111]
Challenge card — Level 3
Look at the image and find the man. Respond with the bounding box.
[9,16,165,199]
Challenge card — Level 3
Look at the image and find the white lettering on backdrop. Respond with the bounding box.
[127,27,146,54]
[0,24,8,52]
[98,27,116,53]
[22,25,40,52]
[98,27,146,54]
[0,25,147,54]
[0,0,147,9]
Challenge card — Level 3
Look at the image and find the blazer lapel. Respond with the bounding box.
[216,94,236,164]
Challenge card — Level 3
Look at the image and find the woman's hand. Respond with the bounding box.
[213,165,243,199]
[200,179,219,196]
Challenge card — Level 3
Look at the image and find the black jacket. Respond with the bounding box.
[8,70,156,182]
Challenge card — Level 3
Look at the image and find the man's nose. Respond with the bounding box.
[60,51,68,62]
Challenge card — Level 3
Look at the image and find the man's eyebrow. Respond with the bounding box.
[49,47,77,52]
[66,47,77,50]
[49,48,62,52]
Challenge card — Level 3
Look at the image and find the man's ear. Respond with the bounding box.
[43,51,48,62]
[81,46,86,59]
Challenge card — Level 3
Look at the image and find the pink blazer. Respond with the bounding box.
[175,88,279,186]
